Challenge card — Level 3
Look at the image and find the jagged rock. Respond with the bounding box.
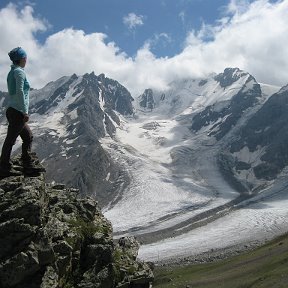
[214,67,247,88]
[138,89,155,111]
[0,155,153,288]
[118,237,140,260]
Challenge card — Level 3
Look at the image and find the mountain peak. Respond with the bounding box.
[214,67,250,88]
[98,73,105,81]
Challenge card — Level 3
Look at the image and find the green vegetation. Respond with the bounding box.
[68,217,110,240]
[112,246,138,283]
[154,233,288,288]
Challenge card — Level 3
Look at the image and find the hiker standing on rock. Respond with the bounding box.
[0,47,41,177]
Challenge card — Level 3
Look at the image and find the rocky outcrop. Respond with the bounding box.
[214,67,248,88]
[138,89,155,111]
[0,156,153,288]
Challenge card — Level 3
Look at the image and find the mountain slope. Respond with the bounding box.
[0,72,134,206]
[191,68,262,140]
[220,84,288,191]
[135,68,280,191]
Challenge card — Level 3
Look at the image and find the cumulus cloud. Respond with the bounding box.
[123,12,144,30]
[0,4,46,61]
[183,0,288,86]
[0,1,288,98]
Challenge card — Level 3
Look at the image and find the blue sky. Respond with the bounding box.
[1,0,230,57]
[0,1,288,96]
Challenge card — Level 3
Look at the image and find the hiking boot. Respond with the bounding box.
[12,165,24,172]
[0,165,22,178]
[22,160,46,173]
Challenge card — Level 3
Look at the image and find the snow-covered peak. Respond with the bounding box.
[29,72,134,117]
[137,67,258,117]
[213,67,250,88]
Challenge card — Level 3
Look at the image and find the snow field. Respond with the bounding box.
[103,114,239,234]
[102,119,213,232]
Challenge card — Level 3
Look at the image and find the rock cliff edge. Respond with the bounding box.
[0,156,153,288]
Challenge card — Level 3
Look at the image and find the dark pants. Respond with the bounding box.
[0,107,33,168]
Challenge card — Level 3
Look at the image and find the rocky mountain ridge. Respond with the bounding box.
[0,67,285,203]
[0,72,135,207]
[0,155,153,288]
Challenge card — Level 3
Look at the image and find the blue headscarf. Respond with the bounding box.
[8,47,27,62]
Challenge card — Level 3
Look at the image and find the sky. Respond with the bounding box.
[0,0,287,97]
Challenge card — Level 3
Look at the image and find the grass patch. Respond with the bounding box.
[154,233,288,288]
[68,218,110,240]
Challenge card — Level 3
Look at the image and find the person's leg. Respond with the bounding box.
[19,122,33,162]
[19,123,45,173]
[0,108,25,169]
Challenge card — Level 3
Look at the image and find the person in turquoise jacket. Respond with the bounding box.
[0,47,39,176]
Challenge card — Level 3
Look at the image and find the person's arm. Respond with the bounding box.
[14,68,29,121]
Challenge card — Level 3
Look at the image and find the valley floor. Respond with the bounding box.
[153,232,288,288]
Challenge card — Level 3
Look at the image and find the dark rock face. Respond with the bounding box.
[192,70,262,140]
[228,85,288,181]
[198,79,208,87]
[0,156,153,288]
[138,89,155,111]
[214,67,248,88]
[97,73,134,116]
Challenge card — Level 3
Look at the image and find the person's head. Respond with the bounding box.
[8,47,27,67]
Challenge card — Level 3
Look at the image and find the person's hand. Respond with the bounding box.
[23,114,29,122]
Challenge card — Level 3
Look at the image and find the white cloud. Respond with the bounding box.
[179,11,185,25]
[227,0,252,14]
[183,0,288,86]
[0,4,46,60]
[0,1,288,99]
[123,12,144,30]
